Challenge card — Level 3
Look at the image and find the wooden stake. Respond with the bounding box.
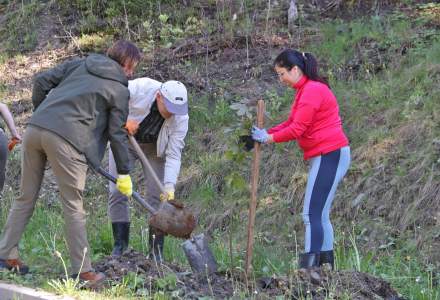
[245,99,265,276]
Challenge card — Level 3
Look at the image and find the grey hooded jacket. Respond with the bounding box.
[29,54,131,174]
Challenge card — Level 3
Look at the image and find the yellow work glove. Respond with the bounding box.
[116,174,133,197]
[125,119,139,136]
[160,184,175,202]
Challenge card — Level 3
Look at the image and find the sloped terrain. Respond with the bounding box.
[0,0,439,299]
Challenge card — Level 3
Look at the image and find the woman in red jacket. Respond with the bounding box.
[252,49,350,269]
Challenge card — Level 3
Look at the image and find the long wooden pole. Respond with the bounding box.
[245,99,265,276]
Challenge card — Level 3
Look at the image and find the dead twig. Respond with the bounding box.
[205,208,233,237]
[122,0,131,40]
[57,14,83,55]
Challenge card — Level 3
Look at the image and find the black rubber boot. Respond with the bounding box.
[319,250,334,270]
[298,252,320,269]
[148,226,165,263]
[111,222,130,257]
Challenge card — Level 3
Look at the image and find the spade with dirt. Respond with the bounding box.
[97,136,218,276]
[126,135,198,239]
[97,166,196,239]
[127,135,218,276]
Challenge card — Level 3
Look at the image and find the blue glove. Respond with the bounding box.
[251,126,269,143]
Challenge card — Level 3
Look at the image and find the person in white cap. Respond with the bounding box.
[107,78,189,262]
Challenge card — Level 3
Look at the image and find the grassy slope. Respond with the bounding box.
[0,1,439,299]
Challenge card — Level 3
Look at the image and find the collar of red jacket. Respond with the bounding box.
[292,75,308,90]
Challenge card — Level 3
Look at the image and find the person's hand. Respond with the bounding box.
[8,137,21,152]
[160,184,175,201]
[251,126,269,143]
[125,120,139,136]
[12,133,21,142]
[116,174,133,197]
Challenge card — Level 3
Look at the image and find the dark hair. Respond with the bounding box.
[274,49,329,87]
[107,40,142,67]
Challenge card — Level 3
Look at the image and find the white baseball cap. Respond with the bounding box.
[160,80,188,115]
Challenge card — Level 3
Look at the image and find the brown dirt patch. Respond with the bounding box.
[94,249,403,299]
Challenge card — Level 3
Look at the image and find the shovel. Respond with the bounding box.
[96,167,196,239]
[128,136,217,276]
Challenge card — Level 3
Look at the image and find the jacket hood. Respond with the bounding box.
[85,54,128,86]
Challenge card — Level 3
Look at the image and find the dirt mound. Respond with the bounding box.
[94,249,403,299]
[94,249,233,298]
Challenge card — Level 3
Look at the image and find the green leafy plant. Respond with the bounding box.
[155,273,177,291]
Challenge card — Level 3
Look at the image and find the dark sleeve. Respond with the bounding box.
[108,88,131,174]
[32,58,82,110]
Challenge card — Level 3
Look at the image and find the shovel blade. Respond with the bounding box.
[182,233,217,275]
[149,201,196,239]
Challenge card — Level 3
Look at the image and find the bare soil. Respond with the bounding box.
[2,1,438,298]
[94,249,403,299]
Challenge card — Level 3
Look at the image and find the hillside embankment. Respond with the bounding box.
[0,0,438,299]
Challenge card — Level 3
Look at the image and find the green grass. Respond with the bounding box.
[0,1,439,299]
[335,228,440,300]
[0,1,41,52]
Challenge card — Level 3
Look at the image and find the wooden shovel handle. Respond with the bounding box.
[128,135,166,194]
[96,167,157,214]
[245,99,264,275]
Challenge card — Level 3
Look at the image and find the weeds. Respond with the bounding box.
[73,33,113,53]
[47,247,87,294]
[0,0,439,298]
[0,1,41,52]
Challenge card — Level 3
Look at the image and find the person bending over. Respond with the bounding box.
[252,49,350,269]
[108,78,189,263]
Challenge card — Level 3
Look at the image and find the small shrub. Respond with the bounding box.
[73,33,113,53]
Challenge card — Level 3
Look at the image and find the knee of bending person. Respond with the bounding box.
[64,210,87,222]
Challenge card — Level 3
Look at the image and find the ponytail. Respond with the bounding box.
[274,49,329,87]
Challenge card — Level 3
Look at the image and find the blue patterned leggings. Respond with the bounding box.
[302,146,351,253]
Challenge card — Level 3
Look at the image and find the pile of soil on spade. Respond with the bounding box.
[94,249,404,299]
